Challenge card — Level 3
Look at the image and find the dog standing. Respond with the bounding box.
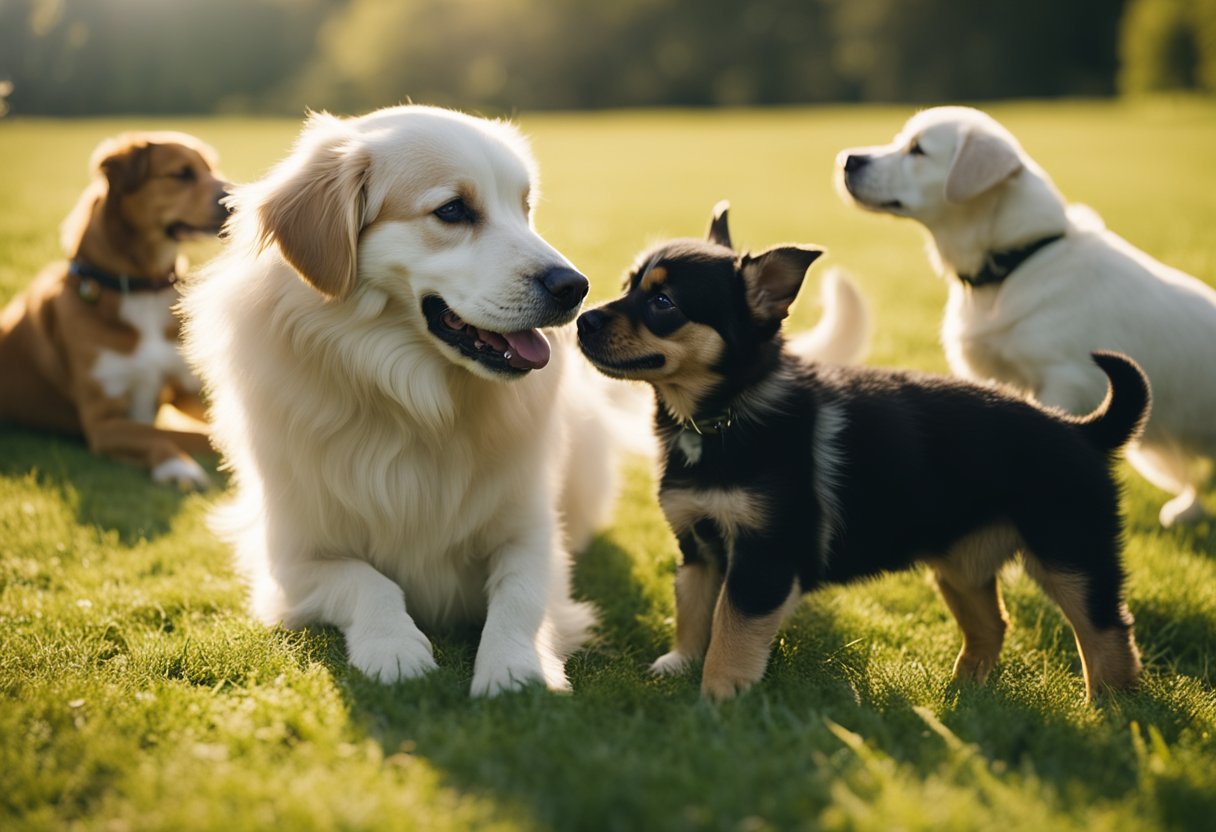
[837,106,1216,527]
[0,132,227,489]
[577,204,1147,703]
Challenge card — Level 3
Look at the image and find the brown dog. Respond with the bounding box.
[0,132,228,489]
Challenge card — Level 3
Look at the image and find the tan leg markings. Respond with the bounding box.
[1024,558,1142,702]
[923,523,1020,685]
[700,581,800,701]
[933,571,1008,684]
[651,562,722,676]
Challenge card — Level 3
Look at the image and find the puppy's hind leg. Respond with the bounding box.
[928,524,1019,685]
[1023,554,1141,703]
[933,571,1008,685]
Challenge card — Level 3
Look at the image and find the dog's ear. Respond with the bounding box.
[257,120,370,300]
[93,136,153,194]
[707,200,732,248]
[944,127,1023,204]
[739,245,823,324]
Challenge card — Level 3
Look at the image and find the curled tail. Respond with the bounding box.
[1075,351,1151,453]
[787,267,870,366]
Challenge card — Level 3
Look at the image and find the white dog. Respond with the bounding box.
[182,105,652,695]
[837,106,1216,527]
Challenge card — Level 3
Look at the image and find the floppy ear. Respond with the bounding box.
[93,136,153,194]
[739,245,823,324]
[944,127,1023,204]
[707,199,732,248]
[257,125,370,300]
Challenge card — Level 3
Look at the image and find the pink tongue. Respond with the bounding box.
[503,329,551,370]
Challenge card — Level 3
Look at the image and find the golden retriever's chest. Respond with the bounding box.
[944,291,1036,394]
[90,291,197,423]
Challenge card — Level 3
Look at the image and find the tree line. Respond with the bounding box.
[0,0,1211,117]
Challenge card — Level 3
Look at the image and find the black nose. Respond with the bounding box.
[844,154,869,173]
[539,267,589,311]
[577,309,607,339]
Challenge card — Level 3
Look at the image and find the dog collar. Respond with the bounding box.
[683,408,734,436]
[69,260,177,302]
[956,233,1065,289]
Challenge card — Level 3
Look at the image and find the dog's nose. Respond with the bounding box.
[539,267,589,311]
[577,309,607,339]
[843,154,869,173]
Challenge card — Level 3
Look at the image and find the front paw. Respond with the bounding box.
[700,663,763,702]
[151,456,210,491]
[650,650,696,676]
[471,644,568,696]
[346,617,437,683]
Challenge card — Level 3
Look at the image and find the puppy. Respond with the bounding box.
[837,106,1216,527]
[577,204,1148,703]
[0,132,228,489]
[181,105,640,695]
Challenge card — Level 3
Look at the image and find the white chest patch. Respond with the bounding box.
[676,430,703,465]
[91,291,198,423]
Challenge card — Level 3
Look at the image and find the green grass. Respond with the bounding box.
[3,99,1216,831]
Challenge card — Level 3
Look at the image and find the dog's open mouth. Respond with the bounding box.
[166,221,223,240]
[423,296,551,375]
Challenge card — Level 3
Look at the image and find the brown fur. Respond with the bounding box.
[701,581,801,701]
[0,133,227,487]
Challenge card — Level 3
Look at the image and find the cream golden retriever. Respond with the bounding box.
[181,105,653,695]
[838,106,1216,527]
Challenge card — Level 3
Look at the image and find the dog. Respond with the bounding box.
[0,132,228,489]
[576,203,1148,703]
[180,104,661,696]
[837,105,1216,527]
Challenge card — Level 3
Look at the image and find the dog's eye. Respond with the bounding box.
[173,166,197,182]
[650,293,675,311]
[908,140,926,156]
[434,198,474,224]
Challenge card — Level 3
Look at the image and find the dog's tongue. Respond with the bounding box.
[503,329,550,370]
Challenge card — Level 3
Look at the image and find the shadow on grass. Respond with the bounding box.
[277,528,1209,830]
[0,426,224,544]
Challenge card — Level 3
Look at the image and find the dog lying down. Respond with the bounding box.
[577,204,1148,703]
[838,106,1216,527]
[181,106,867,696]
[0,132,228,489]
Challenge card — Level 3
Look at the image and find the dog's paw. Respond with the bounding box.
[346,618,437,684]
[471,646,568,696]
[1159,490,1204,527]
[650,650,695,676]
[152,456,210,491]
[700,664,762,702]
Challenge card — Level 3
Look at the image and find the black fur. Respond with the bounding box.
[578,208,1150,700]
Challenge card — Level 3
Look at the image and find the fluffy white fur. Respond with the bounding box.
[838,105,1216,527]
[182,105,643,695]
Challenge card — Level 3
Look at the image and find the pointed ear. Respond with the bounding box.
[707,199,732,248]
[740,245,823,324]
[944,127,1023,204]
[257,122,370,300]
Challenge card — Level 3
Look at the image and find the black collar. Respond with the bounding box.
[956,233,1065,288]
[682,407,734,436]
[69,260,177,299]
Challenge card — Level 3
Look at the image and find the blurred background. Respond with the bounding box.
[1,0,1213,117]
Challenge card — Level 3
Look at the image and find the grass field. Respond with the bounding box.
[3,99,1216,831]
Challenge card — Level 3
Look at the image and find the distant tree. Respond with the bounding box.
[1120,0,1216,92]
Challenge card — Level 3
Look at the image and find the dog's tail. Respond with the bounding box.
[1074,351,1151,454]
[786,267,870,366]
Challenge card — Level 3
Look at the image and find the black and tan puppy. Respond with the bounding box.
[576,203,1149,703]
